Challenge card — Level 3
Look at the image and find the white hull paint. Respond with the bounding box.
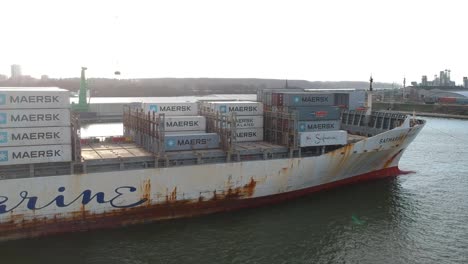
[0,123,424,241]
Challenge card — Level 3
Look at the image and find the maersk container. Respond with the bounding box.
[257,88,305,104]
[211,101,263,116]
[0,87,70,109]
[164,133,219,151]
[297,120,341,132]
[165,131,206,135]
[0,109,71,128]
[235,128,264,142]
[221,116,263,129]
[299,130,347,147]
[143,102,198,116]
[0,127,71,146]
[277,93,334,107]
[0,144,72,166]
[287,106,341,121]
[235,116,263,128]
[164,116,206,131]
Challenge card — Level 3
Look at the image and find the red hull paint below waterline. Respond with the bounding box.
[0,166,405,241]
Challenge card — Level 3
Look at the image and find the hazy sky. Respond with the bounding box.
[1,0,467,84]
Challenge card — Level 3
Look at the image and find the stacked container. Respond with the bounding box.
[260,90,347,147]
[142,101,218,151]
[0,88,72,165]
[205,101,264,142]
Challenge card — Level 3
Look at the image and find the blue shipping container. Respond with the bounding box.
[278,93,334,107]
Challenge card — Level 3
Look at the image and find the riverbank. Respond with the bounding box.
[398,111,468,120]
[374,102,468,120]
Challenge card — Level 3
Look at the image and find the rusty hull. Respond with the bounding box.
[0,167,402,241]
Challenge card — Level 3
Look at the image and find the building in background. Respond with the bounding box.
[0,74,7,81]
[464,77,468,88]
[10,64,22,79]
[411,69,466,90]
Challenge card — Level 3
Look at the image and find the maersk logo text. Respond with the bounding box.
[0,94,5,105]
[149,105,158,112]
[0,150,8,162]
[0,132,7,143]
[0,113,6,124]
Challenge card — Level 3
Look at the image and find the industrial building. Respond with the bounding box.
[411,69,467,89]
[10,64,22,79]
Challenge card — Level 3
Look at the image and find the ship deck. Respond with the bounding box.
[0,136,369,180]
[80,141,291,161]
[81,143,152,160]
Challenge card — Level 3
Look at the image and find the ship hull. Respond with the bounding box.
[0,123,423,241]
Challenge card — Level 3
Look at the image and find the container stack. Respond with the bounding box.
[0,88,72,165]
[201,101,264,142]
[261,91,347,147]
[333,90,366,110]
[141,102,219,152]
[257,88,305,111]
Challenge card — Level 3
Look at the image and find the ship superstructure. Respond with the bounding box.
[0,86,425,241]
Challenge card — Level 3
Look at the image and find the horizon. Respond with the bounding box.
[1,0,467,85]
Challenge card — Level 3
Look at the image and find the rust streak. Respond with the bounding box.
[169,187,177,201]
[383,149,404,169]
[141,179,152,206]
[244,177,257,197]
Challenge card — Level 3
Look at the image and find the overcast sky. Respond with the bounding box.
[1,0,467,84]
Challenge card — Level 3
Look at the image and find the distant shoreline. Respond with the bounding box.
[398,111,468,120]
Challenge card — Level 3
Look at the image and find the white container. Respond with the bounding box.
[0,109,70,128]
[235,128,264,142]
[235,116,263,128]
[0,127,71,147]
[143,102,198,116]
[221,115,264,129]
[164,116,206,131]
[0,144,72,165]
[297,120,341,132]
[211,101,263,116]
[0,88,70,109]
[299,130,347,147]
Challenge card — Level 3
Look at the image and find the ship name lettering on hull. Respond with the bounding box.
[0,186,147,214]
[379,135,404,144]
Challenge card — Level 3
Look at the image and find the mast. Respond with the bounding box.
[366,75,373,116]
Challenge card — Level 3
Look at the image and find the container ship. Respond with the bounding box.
[0,86,425,241]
